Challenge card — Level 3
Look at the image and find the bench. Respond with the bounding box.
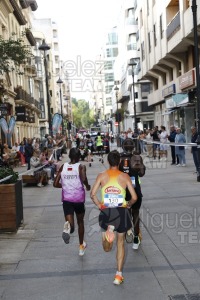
[22,174,48,185]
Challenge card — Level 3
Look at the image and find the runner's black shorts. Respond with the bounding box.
[99,207,132,233]
[97,145,103,152]
[63,201,85,216]
[131,197,142,210]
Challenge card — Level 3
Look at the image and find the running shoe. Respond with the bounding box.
[113,274,124,285]
[132,235,141,250]
[79,241,87,256]
[62,221,71,244]
[105,225,115,243]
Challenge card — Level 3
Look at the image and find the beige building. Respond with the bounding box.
[32,18,73,137]
[0,0,41,143]
[135,0,199,141]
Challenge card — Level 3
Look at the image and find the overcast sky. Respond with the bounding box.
[35,0,122,61]
[34,0,122,99]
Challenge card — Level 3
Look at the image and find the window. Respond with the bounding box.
[106,97,112,106]
[104,61,113,70]
[160,15,163,39]
[106,48,118,58]
[105,73,114,82]
[106,32,118,45]
[28,77,33,96]
[54,43,59,51]
[140,9,143,28]
[141,41,145,61]
[55,55,59,63]
[105,85,113,94]
[148,32,151,52]
[53,30,57,38]
[153,24,157,46]
[127,34,136,50]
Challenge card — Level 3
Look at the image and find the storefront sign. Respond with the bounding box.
[162,84,176,98]
[15,106,29,122]
[179,69,195,90]
[166,93,188,109]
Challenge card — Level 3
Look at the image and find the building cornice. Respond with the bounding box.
[9,0,27,25]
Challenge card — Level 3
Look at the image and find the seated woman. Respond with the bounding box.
[2,144,12,165]
[30,151,49,187]
[40,147,56,183]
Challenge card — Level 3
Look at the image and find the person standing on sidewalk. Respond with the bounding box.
[168,125,179,165]
[54,148,90,256]
[90,150,137,285]
[151,126,160,159]
[175,128,186,167]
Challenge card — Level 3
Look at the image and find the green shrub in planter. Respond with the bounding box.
[0,167,19,184]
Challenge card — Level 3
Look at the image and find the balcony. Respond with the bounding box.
[166,11,180,40]
[14,87,40,113]
[127,43,137,51]
[27,0,38,11]
[26,29,36,46]
[9,0,27,25]
[126,17,138,26]
[19,0,29,8]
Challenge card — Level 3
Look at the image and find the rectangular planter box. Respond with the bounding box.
[0,180,23,232]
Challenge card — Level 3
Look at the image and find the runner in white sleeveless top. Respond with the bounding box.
[54,148,90,256]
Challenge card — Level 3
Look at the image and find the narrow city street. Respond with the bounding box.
[0,145,200,300]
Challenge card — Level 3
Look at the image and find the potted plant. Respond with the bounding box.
[0,167,23,232]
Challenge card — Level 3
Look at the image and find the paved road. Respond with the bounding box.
[0,145,200,300]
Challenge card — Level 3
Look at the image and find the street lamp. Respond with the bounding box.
[128,58,140,153]
[56,77,64,135]
[114,85,120,147]
[191,0,200,182]
[128,58,137,133]
[38,39,52,136]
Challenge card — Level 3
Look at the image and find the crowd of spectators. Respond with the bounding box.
[0,134,67,187]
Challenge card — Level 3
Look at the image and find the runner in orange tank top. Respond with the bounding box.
[90,150,137,285]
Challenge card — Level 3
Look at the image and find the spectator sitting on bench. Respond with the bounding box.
[2,144,12,165]
[30,151,49,187]
[12,142,26,167]
[40,147,56,184]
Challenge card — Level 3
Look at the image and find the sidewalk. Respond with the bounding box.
[0,147,200,300]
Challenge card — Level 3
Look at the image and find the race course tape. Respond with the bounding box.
[139,139,198,147]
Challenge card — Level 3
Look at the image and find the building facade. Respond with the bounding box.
[135,0,199,141]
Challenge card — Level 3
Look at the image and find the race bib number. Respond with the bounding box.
[104,194,123,207]
[131,176,135,187]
